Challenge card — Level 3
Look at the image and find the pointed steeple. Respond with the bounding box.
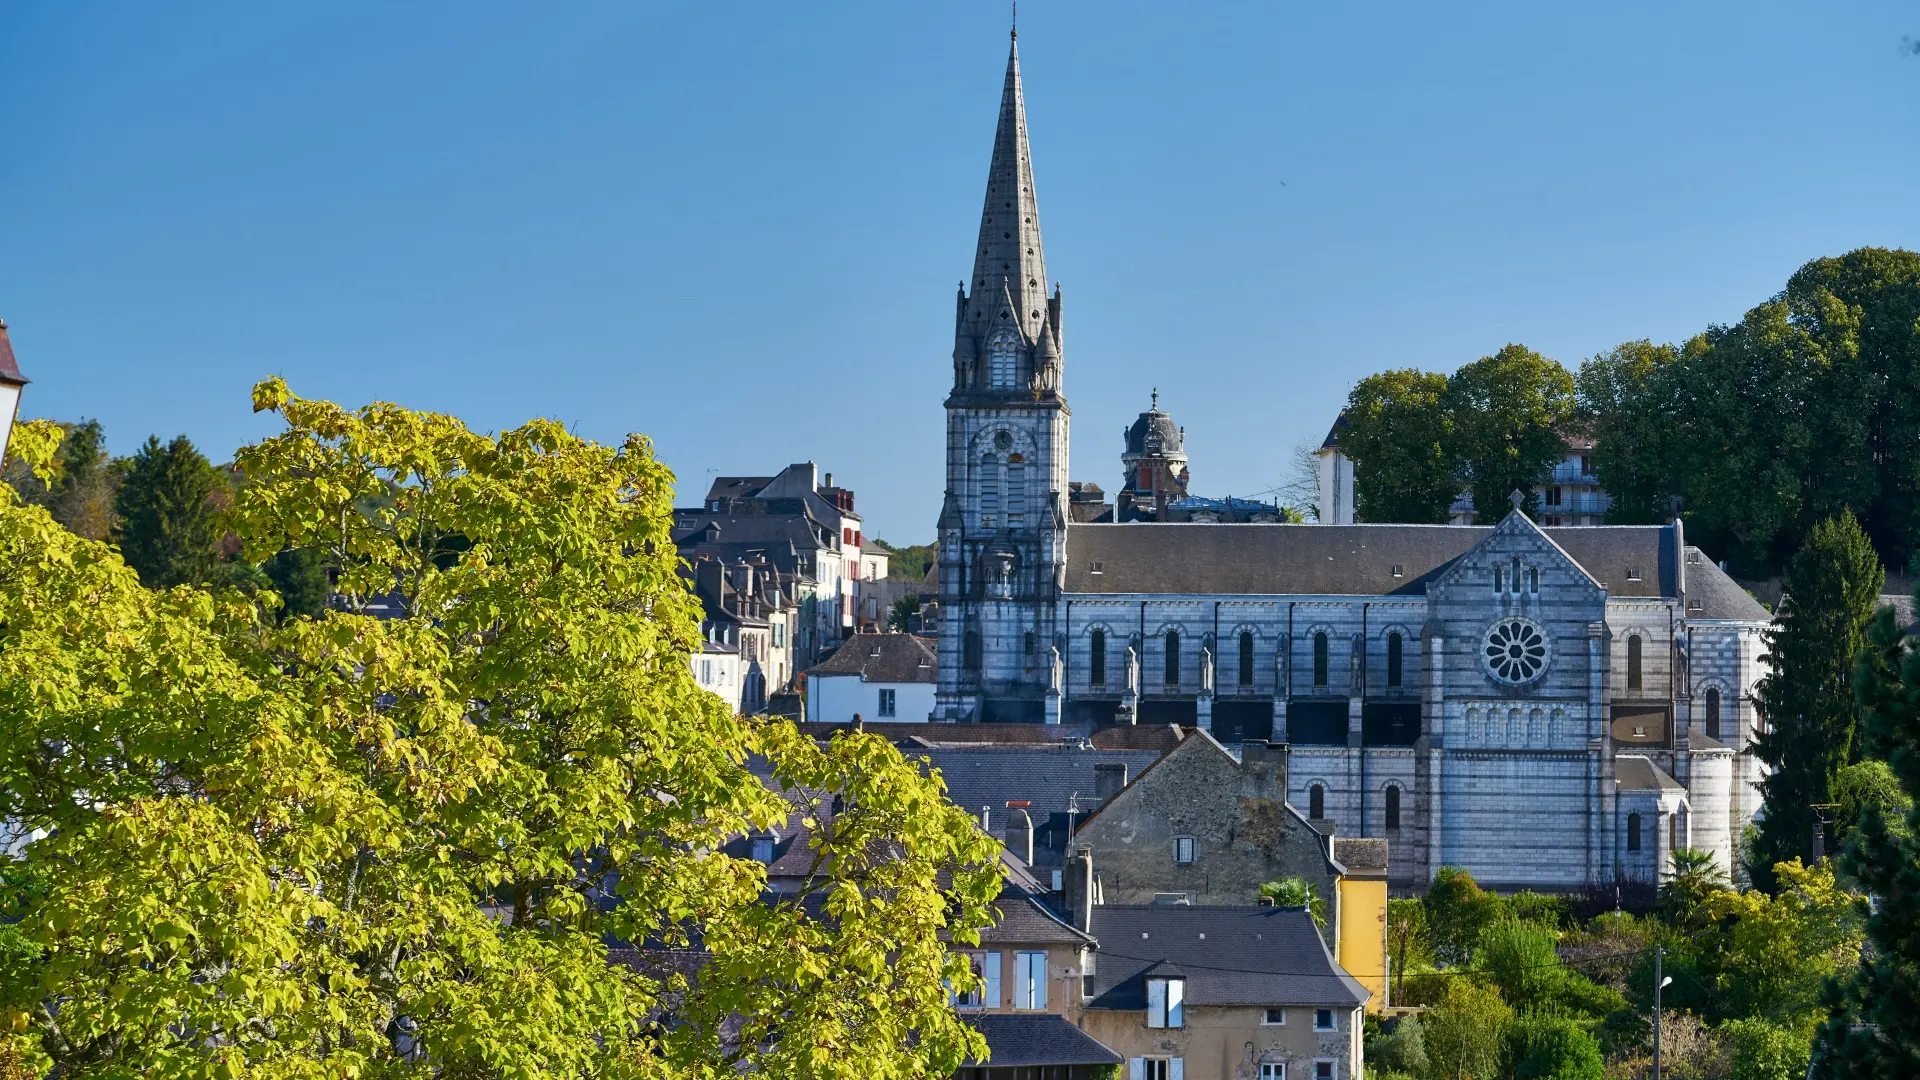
[954,31,1061,397]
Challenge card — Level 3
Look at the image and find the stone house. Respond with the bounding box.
[1067,733,1388,1011]
[1071,900,1368,1080]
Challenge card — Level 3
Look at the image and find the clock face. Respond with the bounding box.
[994,431,1013,451]
[1484,618,1548,684]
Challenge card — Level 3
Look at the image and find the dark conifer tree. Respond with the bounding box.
[111,434,223,589]
[1751,509,1883,891]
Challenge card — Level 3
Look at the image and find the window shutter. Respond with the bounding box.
[1129,1059,1144,1080]
[983,952,1001,1007]
[1147,979,1166,1028]
[1166,978,1184,1028]
[1031,953,1046,1010]
[1170,1058,1184,1080]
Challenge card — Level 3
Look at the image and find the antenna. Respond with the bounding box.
[1011,2,1017,39]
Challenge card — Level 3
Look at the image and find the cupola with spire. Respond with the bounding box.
[1118,389,1192,522]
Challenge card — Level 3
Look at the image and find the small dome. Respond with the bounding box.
[1125,390,1183,456]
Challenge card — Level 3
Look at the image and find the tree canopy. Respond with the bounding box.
[0,385,1001,1079]
[1751,510,1884,890]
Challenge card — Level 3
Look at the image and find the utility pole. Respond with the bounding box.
[1653,944,1671,1080]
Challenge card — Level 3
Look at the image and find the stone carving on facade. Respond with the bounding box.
[1125,644,1140,698]
[1200,644,1215,696]
[1047,646,1063,695]
[1349,634,1364,692]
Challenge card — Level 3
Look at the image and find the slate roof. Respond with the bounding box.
[0,319,24,384]
[1615,755,1685,792]
[981,888,1096,946]
[805,634,938,683]
[1086,906,1368,1009]
[1687,730,1730,752]
[1331,837,1388,870]
[1680,548,1770,621]
[1063,521,1767,620]
[915,745,1167,826]
[962,1014,1122,1068]
[791,721,1188,752]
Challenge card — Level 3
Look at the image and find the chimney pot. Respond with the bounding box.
[1006,808,1034,865]
[1093,762,1128,801]
[1065,846,1094,933]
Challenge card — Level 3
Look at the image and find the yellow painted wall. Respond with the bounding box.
[1334,876,1388,1013]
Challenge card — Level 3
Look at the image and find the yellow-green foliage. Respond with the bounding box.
[0,388,1004,1079]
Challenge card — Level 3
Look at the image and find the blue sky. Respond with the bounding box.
[4,2,1917,542]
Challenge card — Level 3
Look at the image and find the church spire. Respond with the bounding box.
[963,33,1051,359]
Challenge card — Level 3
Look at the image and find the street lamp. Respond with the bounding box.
[0,318,29,467]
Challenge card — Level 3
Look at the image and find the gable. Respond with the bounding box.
[1428,511,1606,599]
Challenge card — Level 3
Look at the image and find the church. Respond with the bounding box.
[930,32,1771,890]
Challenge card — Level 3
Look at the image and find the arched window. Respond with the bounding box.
[1313,632,1329,687]
[1627,812,1642,852]
[978,454,1001,526]
[964,631,983,671]
[1493,568,1503,593]
[1090,629,1107,686]
[1627,635,1643,690]
[1006,461,1027,525]
[1385,785,1401,831]
[1511,557,1522,592]
[1023,631,1035,657]
[1165,631,1181,685]
[1529,567,1540,593]
[1386,632,1403,688]
[1705,688,1721,739]
[1309,783,1326,820]
[1239,631,1255,688]
[987,327,1018,388]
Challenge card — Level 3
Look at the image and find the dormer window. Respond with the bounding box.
[1147,977,1185,1028]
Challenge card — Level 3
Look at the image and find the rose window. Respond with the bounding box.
[1484,619,1547,684]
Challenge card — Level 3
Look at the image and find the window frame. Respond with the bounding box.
[1174,837,1195,865]
[1013,950,1048,1010]
[1312,632,1329,687]
[1627,812,1642,852]
[1705,687,1721,739]
[877,688,896,718]
[1261,1007,1286,1026]
[1239,630,1255,688]
[1091,628,1108,686]
[953,950,1002,1009]
[1164,630,1181,686]
[1627,635,1644,691]
[1309,783,1326,820]
[1313,1008,1335,1032]
[1259,1066,1286,1080]
[1385,784,1401,831]
[1146,977,1185,1029]
[1385,632,1403,688]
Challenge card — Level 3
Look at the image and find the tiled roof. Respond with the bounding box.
[1331,837,1388,870]
[1680,549,1770,621]
[981,888,1095,946]
[0,319,24,384]
[1086,905,1367,1009]
[1615,755,1685,792]
[805,634,938,683]
[915,745,1167,829]
[962,1014,1122,1067]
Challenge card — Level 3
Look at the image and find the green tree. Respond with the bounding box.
[1259,877,1327,927]
[1443,344,1577,521]
[1422,978,1512,1080]
[1659,847,1731,929]
[886,592,922,631]
[2,417,119,539]
[1504,1014,1603,1080]
[874,540,934,582]
[112,433,225,589]
[1692,859,1863,1027]
[1576,340,1683,524]
[1425,865,1497,966]
[1817,591,1920,1077]
[0,388,1002,1078]
[1751,510,1884,889]
[1341,369,1456,523]
[1830,758,1911,849]
[1724,1018,1813,1080]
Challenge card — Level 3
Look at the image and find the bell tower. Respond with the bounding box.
[935,28,1069,724]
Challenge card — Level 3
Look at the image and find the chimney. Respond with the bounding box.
[694,559,724,606]
[981,806,991,832]
[1093,762,1128,801]
[824,472,834,488]
[1242,740,1289,801]
[1006,808,1034,865]
[1064,846,1094,933]
[851,713,864,733]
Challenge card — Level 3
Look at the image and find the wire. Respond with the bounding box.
[1082,943,1657,982]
